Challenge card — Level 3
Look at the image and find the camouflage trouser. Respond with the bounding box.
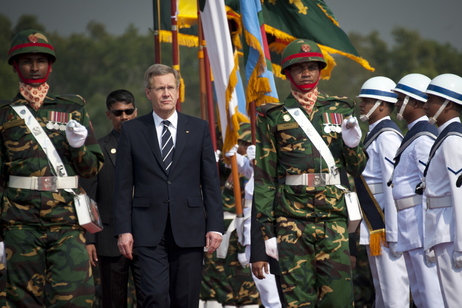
[201,223,260,306]
[4,228,94,307]
[276,217,353,308]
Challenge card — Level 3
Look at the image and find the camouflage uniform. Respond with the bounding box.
[0,91,103,306]
[254,93,367,307]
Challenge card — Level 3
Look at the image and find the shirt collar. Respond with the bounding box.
[152,111,178,129]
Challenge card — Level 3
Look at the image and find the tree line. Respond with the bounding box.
[1,14,462,138]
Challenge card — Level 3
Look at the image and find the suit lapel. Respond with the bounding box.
[139,114,164,168]
[103,132,118,167]
[170,113,188,173]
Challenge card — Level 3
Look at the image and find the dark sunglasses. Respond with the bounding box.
[109,108,136,117]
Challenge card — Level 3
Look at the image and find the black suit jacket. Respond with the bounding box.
[113,112,223,247]
[81,130,120,257]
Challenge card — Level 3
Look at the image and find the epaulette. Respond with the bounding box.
[0,100,11,106]
[319,92,355,108]
[56,94,86,106]
[256,102,283,117]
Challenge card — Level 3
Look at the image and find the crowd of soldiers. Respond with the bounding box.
[1,28,461,308]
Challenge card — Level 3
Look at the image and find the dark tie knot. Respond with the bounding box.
[162,120,171,127]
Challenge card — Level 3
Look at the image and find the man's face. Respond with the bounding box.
[395,93,411,119]
[423,94,445,118]
[14,53,51,87]
[106,102,137,132]
[288,61,320,87]
[359,97,381,122]
[145,73,179,119]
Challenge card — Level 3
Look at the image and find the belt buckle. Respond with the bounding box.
[37,177,58,191]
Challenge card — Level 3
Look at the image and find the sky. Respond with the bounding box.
[3,0,462,51]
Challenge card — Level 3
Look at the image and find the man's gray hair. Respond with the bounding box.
[144,64,180,89]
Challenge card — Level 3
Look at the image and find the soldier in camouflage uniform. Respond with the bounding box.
[253,39,367,307]
[0,29,104,307]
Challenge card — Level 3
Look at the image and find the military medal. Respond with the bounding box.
[323,113,344,133]
[47,111,70,131]
[324,124,332,133]
[283,114,291,122]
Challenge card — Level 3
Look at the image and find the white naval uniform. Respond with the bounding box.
[359,116,410,308]
[424,117,462,308]
[234,153,282,308]
[392,116,444,308]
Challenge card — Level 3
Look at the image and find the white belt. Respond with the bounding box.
[285,173,340,187]
[427,195,452,209]
[367,183,383,195]
[244,199,252,208]
[395,195,422,211]
[8,175,79,192]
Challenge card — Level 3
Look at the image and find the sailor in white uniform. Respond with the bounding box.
[356,76,410,308]
[422,73,462,308]
[390,73,444,308]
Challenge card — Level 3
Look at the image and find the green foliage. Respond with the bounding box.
[2,14,462,139]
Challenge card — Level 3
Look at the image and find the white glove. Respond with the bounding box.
[341,117,362,148]
[214,150,221,163]
[238,245,251,268]
[225,145,239,158]
[453,251,462,269]
[246,145,256,161]
[388,242,403,258]
[66,120,88,148]
[424,249,436,266]
[0,242,6,268]
[265,237,279,260]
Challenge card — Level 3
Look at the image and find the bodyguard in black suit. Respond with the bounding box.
[81,90,143,307]
[114,64,223,308]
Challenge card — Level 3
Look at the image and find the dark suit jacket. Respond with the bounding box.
[113,112,223,247]
[81,130,121,257]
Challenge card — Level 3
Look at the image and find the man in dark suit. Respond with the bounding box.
[81,89,143,307]
[114,64,224,308]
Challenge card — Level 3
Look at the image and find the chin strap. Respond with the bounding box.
[428,99,449,125]
[285,71,320,93]
[396,96,409,121]
[12,60,52,85]
[360,100,382,122]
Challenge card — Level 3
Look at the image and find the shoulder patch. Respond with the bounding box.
[256,102,283,116]
[56,94,86,106]
[319,92,355,108]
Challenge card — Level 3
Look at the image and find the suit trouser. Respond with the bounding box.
[98,254,144,308]
[137,218,204,308]
[402,248,444,308]
[366,245,409,308]
[434,242,462,308]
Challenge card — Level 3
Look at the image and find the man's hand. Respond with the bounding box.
[205,232,222,254]
[424,249,436,266]
[117,233,134,260]
[225,145,238,158]
[86,244,98,267]
[66,120,88,148]
[246,145,256,161]
[388,242,403,258]
[453,250,462,268]
[251,261,269,280]
[341,117,361,148]
[265,237,279,260]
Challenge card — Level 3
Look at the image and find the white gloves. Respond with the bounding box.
[424,249,436,266]
[388,242,403,258]
[341,117,362,148]
[246,145,256,161]
[453,251,462,268]
[66,120,88,148]
[225,145,238,158]
[265,237,279,260]
[238,245,251,268]
[0,242,6,268]
[214,150,221,163]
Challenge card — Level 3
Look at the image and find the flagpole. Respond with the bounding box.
[153,0,161,63]
[171,0,181,111]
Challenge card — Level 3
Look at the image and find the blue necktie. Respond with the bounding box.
[161,120,174,172]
